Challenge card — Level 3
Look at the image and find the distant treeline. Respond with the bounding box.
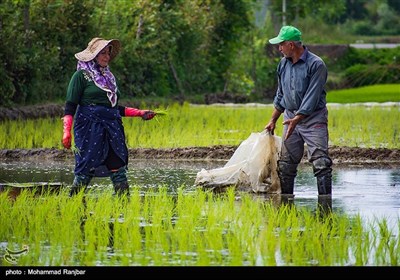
[1,0,399,107]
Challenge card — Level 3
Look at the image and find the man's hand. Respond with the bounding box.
[264,120,276,135]
[264,108,282,135]
[282,114,305,140]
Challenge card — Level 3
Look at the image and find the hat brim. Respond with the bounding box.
[269,37,284,44]
[75,39,121,62]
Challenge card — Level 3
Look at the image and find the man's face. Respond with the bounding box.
[278,41,293,58]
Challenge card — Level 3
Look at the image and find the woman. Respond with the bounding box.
[62,37,155,197]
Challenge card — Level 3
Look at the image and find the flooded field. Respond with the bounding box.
[1,159,399,266]
[1,159,399,227]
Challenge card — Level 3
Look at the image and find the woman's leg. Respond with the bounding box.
[70,173,93,197]
[106,147,129,196]
[109,166,129,196]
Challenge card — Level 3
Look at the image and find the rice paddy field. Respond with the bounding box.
[1,187,399,266]
[1,84,399,267]
[0,102,399,150]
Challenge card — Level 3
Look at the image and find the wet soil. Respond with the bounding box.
[1,145,399,166]
[1,103,399,165]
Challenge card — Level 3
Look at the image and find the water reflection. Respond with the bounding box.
[1,159,399,226]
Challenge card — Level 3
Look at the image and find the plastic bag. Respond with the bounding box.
[195,131,281,193]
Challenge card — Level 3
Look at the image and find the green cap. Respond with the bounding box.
[269,25,302,44]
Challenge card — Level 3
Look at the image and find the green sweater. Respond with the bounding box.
[66,70,120,107]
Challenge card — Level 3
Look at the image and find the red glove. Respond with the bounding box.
[124,107,155,121]
[141,110,156,120]
[62,115,73,149]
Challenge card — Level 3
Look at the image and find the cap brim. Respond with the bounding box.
[269,37,284,44]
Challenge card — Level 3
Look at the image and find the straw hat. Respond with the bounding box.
[74,37,121,62]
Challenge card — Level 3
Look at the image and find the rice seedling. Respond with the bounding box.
[151,107,169,125]
[0,102,399,149]
[1,187,398,266]
[71,145,80,156]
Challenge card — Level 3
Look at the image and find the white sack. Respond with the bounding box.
[195,131,281,193]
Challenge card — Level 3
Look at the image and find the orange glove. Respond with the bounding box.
[124,107,155,121]
[62,115,73,149]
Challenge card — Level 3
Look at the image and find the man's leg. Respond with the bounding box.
[278,116,305,195]
[313,156,333,195]
[300,107,333,196]
[278,160,298,194]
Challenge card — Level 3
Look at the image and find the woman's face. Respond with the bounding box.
[96,46,111,67]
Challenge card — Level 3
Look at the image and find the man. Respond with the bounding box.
[264,25,332,197]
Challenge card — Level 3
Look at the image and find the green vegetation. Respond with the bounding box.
[1,187,398,266]
[328,47,400,89]
[1,102,399,150]
[1,1,399,106]
[327,84,400,103]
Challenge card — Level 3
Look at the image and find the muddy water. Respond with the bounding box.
[1,159,399,230]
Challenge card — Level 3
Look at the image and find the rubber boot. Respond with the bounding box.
[113,181,130,197]
[110,166,129,197]
[280,193,295,207]
[317,194,332,218]
[313,157,332,196]
[69,174,92,197]
[280,176,295,195]
[69,186,82,197]
[278,161,297,195]
[317,174,332,195]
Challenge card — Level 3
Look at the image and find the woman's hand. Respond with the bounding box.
[141,110,156,120]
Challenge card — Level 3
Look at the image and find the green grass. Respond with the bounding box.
[327,84,400,103]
